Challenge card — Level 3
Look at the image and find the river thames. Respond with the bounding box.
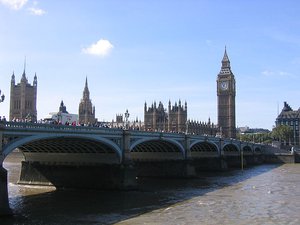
[2,153,300,225]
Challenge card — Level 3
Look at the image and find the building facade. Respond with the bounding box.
[167,100,187,132]
[144,101,169,132]
[78,78,96,125]
[275,102,300,146]
[9,69,37,122]
[217,48,236,138]
[187,119,218,136]
[144,100,217,135]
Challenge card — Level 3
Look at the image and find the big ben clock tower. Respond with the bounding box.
[217,48,236,138]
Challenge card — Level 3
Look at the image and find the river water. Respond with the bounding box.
[2,153,300,225]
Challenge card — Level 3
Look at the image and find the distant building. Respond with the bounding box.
[59,100,68,113]
[144,100,186,132]
[237,126,270,134]
[78,78,97,125]
[109,114,142,130]
[43,101,78,125]
[168,100,187,132]
[187,118,218,136]
[144,100,217,135]
[275,101,300,146]
[9,66,37,122]
[217,48,236,138]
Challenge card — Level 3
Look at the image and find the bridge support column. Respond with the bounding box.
[0,166,12,216]
[136,161,196,178]
[18,161,137,190]
[122,130,132,164]
[120,131,137,188]
[185,135,191,159]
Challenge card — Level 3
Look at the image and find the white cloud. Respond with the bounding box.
[261,70,274,76]
[0,0,28,10]
[28,7,45,15]
[82,39,114,57]
[261,70,294,78]
[205,40,213,46]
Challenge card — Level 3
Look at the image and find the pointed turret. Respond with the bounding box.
[11,71,15,85]
[83,77,90,99]
[222,46,230,67]
[78,77,96,125]
[219,46,232,75]
[33,73,37,86]
[21,57,27,83]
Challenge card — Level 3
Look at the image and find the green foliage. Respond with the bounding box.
[271,125,293,142]
[237,132,272,144]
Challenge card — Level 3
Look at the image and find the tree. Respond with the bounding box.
[237,132,272,144]
[272,125,293,145]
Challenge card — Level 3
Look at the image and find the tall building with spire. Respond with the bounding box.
[217,47,236,138]
[78,77,96,125]
[9,62,37,122]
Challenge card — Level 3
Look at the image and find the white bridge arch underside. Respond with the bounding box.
[130,139,185,161]
[190,141,219,158]
[4,135,122,165]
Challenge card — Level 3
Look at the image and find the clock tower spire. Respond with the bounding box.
[217,47,236,138]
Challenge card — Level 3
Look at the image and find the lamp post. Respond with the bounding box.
[0,90,4,103]
[185,120,189,134]
[124,109,130,129]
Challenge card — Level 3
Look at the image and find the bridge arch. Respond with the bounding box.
[190,141,219,152]
[130,138,185,160]
[242,145,253,154]
[254,146,262,154]
[223,143,240,154]
[190,141,219,158]
[2,134,122,164]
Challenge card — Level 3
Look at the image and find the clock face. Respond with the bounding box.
[220,81,228,90]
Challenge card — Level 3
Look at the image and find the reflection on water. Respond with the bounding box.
[2,153,300,225]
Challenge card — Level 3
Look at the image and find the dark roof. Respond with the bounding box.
[277,102,300,120]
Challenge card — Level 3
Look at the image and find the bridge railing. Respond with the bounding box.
[0,122,268,152]
[0,121,123,134]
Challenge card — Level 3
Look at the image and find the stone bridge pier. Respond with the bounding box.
[0,165,12,216]
[0,129,12,215]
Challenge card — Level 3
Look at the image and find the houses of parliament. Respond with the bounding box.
[8,48,236,138]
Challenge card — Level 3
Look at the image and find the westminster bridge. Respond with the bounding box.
[0,121,266,215]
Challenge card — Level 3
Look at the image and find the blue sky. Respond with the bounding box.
[0,0,300,130]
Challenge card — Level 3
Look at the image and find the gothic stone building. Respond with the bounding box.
[9,69,37,122]
[276,102,300,146]
[217,48,236,138]
[144,100,187,132]
[78,78,96,125]
[144,100,217,135]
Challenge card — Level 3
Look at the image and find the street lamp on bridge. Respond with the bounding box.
[124,109,130,129]
[0,89,4,103]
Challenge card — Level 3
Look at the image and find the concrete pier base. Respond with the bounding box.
[192,158,228,172]
[18,161,137,190]
[225,156,244,168]
[135,161,197,178]
[263,154,295,163]
[0,166,12,216]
